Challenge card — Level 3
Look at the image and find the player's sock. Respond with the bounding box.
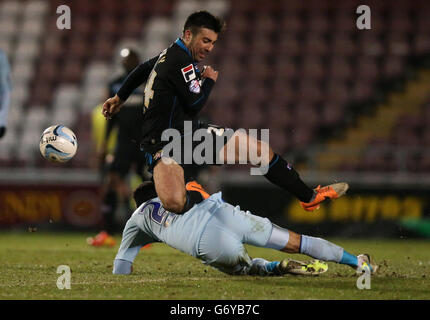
[265,224,289,250]
[265,261,280,273]
[300,235,358,267]
[248,258,279,276]
[340,251,359,268]
[101,190,117,233]
[263,154,314,202]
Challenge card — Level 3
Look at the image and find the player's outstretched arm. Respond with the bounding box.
[116,56,158,102]
[102,56,158,120]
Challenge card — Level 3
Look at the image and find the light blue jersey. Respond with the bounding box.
[114,192,274,275]
[134,192,223,257]
[0,49,11,127]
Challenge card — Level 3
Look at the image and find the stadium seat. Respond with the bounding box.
[269,128,290,155]
[0,0,22,18]
[11,61,35,86]
[303,34,328,56]
[328,56,353,81]
[14,38,41,62]
[331,33,356,57]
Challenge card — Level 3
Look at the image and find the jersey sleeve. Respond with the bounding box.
[167,57,215,116]
[116,55,158,101]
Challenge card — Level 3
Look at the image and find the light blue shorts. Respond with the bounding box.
[196,202,273,274]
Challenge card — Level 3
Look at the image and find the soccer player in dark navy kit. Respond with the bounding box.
[102,11,348,218]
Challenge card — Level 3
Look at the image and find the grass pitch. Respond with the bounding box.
[0,231,429,300]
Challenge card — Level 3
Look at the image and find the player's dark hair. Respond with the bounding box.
[133,181,158,207]
[183,10,226,35]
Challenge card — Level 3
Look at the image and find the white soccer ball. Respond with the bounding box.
[39,125,78,163]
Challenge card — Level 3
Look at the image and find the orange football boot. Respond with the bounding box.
[87,231,116,247]
[300,182,349,211]
[185,181,210,199]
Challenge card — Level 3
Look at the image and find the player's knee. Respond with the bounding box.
[160,192,186,213]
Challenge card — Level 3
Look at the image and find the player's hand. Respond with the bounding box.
[201,66,218,82]
[102,94,124,119]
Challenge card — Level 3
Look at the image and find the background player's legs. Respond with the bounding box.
[98,138,137,236]
[100,172,121,234]
[220,130,315,203]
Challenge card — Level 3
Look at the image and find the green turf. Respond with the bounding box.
[0,231,429,300]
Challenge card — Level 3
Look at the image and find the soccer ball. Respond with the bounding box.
[39,125,78,163]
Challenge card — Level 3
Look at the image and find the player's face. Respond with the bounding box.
[188,28,218,62]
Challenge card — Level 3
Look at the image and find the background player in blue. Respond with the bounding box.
[102,11,349,218]
[113,181,378,276]
[0,49,11,140]
[93,48,149,241]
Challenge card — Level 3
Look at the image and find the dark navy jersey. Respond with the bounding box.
[117,38,215,154]
[109,74,145,106]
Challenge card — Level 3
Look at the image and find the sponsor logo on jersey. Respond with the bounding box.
[181,64,196,82]
[188,79,201,94]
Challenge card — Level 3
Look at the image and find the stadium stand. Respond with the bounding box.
[1,0,430,174]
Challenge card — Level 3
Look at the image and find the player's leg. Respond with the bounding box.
[266,225,377,274]
[219,130,348,209]
[98,136,136,236]
[198,227,252,275]
[197,222,284,276]
[152,158,207,213]
[213,202,376,274]
[98,171,120,235]
[198,205,317,276]
[152,159,186,212]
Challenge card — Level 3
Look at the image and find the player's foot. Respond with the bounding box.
[186,181,210,199]
[86,231,116,247]
[356,254,378,275]
[277,259,328,276]
[300,182,349,211]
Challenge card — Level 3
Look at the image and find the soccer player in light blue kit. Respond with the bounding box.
[0,49,11,139]
[113,182,377,276]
